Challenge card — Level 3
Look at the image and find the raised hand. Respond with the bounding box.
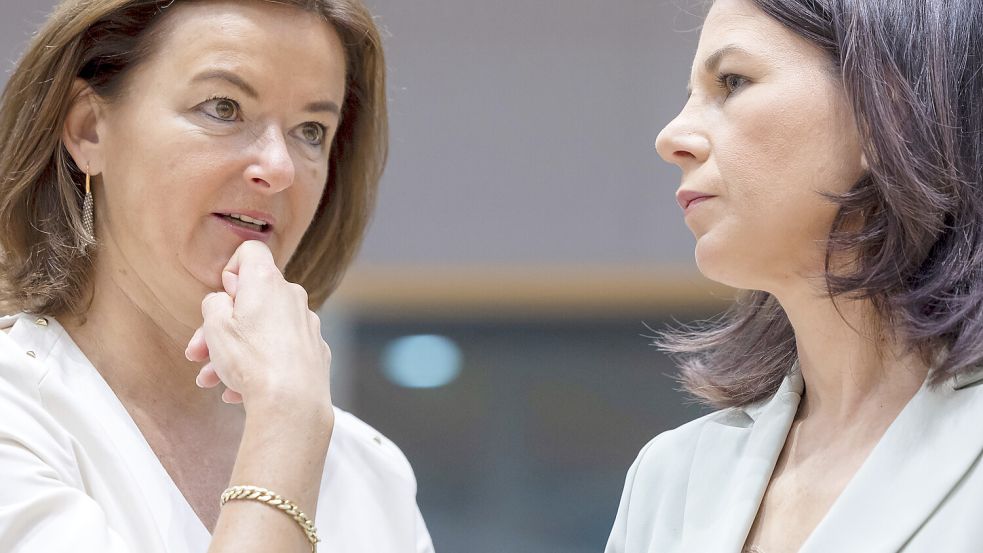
[185,240,332,411]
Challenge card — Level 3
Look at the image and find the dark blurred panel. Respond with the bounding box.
[350,315,714,553]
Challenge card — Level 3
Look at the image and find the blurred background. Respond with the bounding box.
[1,1,729,551]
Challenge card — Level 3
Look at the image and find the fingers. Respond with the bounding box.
[222,241,278,303]
[201,291,234,325]
[198,364,242,404]
[222,388,244,404]
[195,364,221,388]
[223,241,307,317]
[195,287,254,406]
[195,242,324,409]
[185,326,209,363]
[197,362,242,404]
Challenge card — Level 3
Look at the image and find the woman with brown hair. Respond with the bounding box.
[607,0,983,551]
[0,1,432,552]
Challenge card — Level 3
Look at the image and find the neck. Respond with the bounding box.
[774,283,929,425]
[62,252,226,416]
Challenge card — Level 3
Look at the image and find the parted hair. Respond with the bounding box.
[0,0,387,315]
[662,0,983,408]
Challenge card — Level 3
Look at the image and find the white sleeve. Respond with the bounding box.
[0,381,133,552]
[414,505,435,553]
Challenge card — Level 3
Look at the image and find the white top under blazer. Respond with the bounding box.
[0,312,434,553]
[606,364,983,552]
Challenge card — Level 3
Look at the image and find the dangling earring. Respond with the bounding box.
[82,165,95,242]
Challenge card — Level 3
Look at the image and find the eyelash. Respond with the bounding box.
[198,96,328,147]
[715,73,749,96]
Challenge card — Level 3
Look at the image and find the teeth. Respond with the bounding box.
[229,214,267,226]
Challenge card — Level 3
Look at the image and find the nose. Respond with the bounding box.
[244,125,296,194]
[655,109,710,169]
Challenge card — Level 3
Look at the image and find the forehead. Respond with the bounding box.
[140,0,346,96]
[694,0,820,70]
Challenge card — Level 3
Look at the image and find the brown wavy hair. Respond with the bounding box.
[0,0,387,316]
[661,0,983,408]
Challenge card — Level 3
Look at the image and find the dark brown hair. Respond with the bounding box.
[0,0,387,315]
[662,0,983,407]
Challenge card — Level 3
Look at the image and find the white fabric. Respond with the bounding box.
[0,313,435,553]
[606,365,983,553]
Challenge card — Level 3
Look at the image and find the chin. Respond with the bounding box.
[180,250,228,293]
[693,237,758,291]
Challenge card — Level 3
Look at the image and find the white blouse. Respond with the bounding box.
[0,313,434,553]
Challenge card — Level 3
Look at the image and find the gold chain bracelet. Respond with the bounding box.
[220,485,320,552]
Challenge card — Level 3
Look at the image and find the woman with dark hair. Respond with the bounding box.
[607,0,983,551]
[0,1,432,552]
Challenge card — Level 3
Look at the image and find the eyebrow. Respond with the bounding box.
[190,69,341,115]
[686,44,755,96]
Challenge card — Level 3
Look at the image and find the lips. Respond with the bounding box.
[212,210,276,242]
[676,190,717,211]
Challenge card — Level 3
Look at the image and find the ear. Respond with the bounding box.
[62,79,107,176]
[860,151,869,172]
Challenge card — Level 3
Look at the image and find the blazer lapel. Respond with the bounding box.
[801,370,983,553]
[680,371,803,553]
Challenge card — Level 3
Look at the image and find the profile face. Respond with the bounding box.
[655,0,866,294]
[91,0,346,307]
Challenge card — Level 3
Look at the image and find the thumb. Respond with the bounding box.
[222,270,240,300]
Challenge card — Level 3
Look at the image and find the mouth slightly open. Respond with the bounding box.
[213,211,275,242]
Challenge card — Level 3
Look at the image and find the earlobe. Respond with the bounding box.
[62,78,105,175]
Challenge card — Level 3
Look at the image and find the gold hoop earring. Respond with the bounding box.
[82,166,94,243]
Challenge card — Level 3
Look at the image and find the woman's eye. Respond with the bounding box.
[202,98,240,121]
[300,123,326,146]
[717,73,749,95]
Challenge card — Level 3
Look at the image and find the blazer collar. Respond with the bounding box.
[679,364,983,553]
[680,369,803,553]
[800,371,983,552]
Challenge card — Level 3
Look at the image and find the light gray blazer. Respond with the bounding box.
[605,367,983,553]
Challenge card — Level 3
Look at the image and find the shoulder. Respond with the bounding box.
[620,404,757,499]
[0,315,51,390]
[633,406,750,466]
[329,407,419,493]
[0,326,81,485]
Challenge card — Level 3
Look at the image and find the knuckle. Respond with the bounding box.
[308,311,322,331]
[201,292,223,312]
[240,240,264,255]
[287,282,309,301]
[254,263,279,281]
[240,240,274,263]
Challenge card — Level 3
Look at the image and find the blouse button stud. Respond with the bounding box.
[35,317,48,327]
[26,351,36,358]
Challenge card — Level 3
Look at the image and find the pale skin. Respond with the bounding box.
[57,1,347,552]
[656,0,930,551]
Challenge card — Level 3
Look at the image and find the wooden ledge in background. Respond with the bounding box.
[327,265,736,320]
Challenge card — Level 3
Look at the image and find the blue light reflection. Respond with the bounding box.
[382,335,462,389]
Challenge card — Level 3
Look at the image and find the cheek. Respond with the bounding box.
[283,164,329,246]
[699,99,856,284]
[716,87,858,238]
[114,135,233,233]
